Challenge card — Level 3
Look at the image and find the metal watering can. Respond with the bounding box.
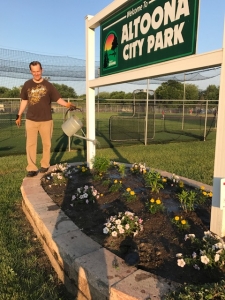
[61,108,98,144]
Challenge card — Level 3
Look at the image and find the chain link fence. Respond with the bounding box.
[0,98,218,157]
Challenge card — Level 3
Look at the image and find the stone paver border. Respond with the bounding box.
[21,163,212,299]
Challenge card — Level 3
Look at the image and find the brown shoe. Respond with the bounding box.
[27,171,38,177]
[40,167,49,173]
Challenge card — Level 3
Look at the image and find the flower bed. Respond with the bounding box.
[41,161,225,286]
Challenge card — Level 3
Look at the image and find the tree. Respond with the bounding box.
[0,86,10,98]
[5,87,21,98]
[204,85,219,100]
[103,51,109,68]
[184,83,199,100]
[110,91,126,99]
[124,92,133,99]
[111,35,118,56]
[96,91,110,100]
[52,83,77,98]
[155,80,184,101]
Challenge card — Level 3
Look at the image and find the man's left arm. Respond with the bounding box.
[57,98,76,110]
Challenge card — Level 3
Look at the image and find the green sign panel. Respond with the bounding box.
[100,0,199,76]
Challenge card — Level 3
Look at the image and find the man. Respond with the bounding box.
[16,61,76,177]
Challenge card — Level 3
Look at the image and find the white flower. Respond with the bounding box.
[103,227,109,234]
[177,259,186,267]
[83,193,88,198]
[133,230,138,237]
[192,252,197,259]
[125,211,134,217]
[117,224,123,230]
[193,264,200,270]
[112,231,117,237]
[215,253,220,262]
[213,242,223,250]
[184,233,195,241]
[71,195,76,200]
[176,253,183,258]
[115,219,121,225]
[201,255,210,265]
[125,224,130,230]
[203,231,212,238]
[119,228,125,234]
[86,199,89,204]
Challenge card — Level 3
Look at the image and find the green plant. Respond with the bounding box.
[171,215,190,232]
[122,187,137,202]
[47,172,67,185]
[144,169,164,193]
[130,162,147,175]
[91,155,110,174]
[145,197,165,214]
[118,163,126,178]
[70,185,100,205]
[103,211,143,237]
[109,179,123,192]
[195,186,213,205]
[165,280,225,300]
[176,231,225,272]
[177,189,197,212]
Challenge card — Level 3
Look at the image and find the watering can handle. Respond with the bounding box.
[64,107,82,120]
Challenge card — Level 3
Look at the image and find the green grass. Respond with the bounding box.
[0,134,217,299]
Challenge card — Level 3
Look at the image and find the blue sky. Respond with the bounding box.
[1,0,225,94]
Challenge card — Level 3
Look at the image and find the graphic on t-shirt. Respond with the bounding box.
[28,84,47,105]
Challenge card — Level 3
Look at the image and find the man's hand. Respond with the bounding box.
[15,114,22,127]
[66,102,76,111]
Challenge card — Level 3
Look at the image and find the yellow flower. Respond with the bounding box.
[156,199,161,205]
[181,220,187,225]
[114,179,118,183]
[203,191,207,196]
[179,181,184,187]
[99,173,102,176]
[174,216,180,221]
[162,178,167,182]
[100,193,104,197]
[200,186,205,190]
[126,187,131,192]
[119,180,122,183]
[143,169,147,174]
[150,198,155,203]
[130,191,135,196]
[208,192,213,197]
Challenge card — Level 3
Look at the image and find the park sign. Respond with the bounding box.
[100,0,199,77]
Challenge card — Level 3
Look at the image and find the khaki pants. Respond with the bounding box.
[25,120,53,171]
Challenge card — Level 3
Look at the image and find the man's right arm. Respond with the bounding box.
[15,100,28,127]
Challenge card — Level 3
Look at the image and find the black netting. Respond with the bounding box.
[0,47,221,84]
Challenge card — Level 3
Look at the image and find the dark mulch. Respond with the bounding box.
[41,167,224,285]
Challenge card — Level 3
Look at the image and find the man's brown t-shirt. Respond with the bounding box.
[20,79,61,121]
